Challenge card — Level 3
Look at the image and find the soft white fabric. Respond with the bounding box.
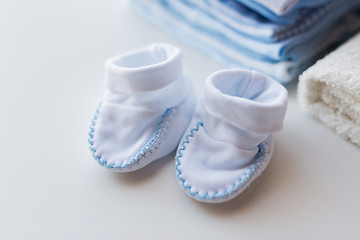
[89,43,196,172]
[298,32,360,147]
[175,69,288,203]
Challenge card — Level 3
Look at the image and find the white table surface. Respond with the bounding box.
[1,0,360,239]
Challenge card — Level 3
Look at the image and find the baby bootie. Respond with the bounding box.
[175,69,288,203]
[89,43,196,172]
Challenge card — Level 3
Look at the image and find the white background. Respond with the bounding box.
[1,0,359,239]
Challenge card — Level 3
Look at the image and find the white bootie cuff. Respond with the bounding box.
[104,43,191,110]
[203,69,288,134]
[176,69,288,203]
[201,69,288,149]
[89,43,196,172]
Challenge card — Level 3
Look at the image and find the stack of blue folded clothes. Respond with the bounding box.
[133,0,360,83]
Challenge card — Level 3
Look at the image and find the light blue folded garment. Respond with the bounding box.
[133,0,360,83]
[185,0,318,42]
[206,0,356,42]
[175,0,358,61]
[133,0,297,82]
[235,0,330,23]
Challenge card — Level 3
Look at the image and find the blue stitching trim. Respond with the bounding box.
[175,121,269,201]
[88,102,175,170]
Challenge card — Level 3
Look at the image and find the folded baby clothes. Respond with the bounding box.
[165,0,357,61]
[183,0,338,43]
[175,69,288,203]
[236,0,330,23]
[133,0,360,83]
[89,43,196,172]
[243,0,329,16]
[188,0,338,42]
[133,0,295,82]
[298,32,360,147]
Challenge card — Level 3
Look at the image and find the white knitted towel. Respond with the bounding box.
[297,32,360,147]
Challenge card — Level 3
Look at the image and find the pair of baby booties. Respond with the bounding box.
[88,43,288,203]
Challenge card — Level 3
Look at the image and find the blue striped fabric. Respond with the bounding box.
[133,0,360,83]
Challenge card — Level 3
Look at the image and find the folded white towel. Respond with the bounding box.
[297,32,360,147]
